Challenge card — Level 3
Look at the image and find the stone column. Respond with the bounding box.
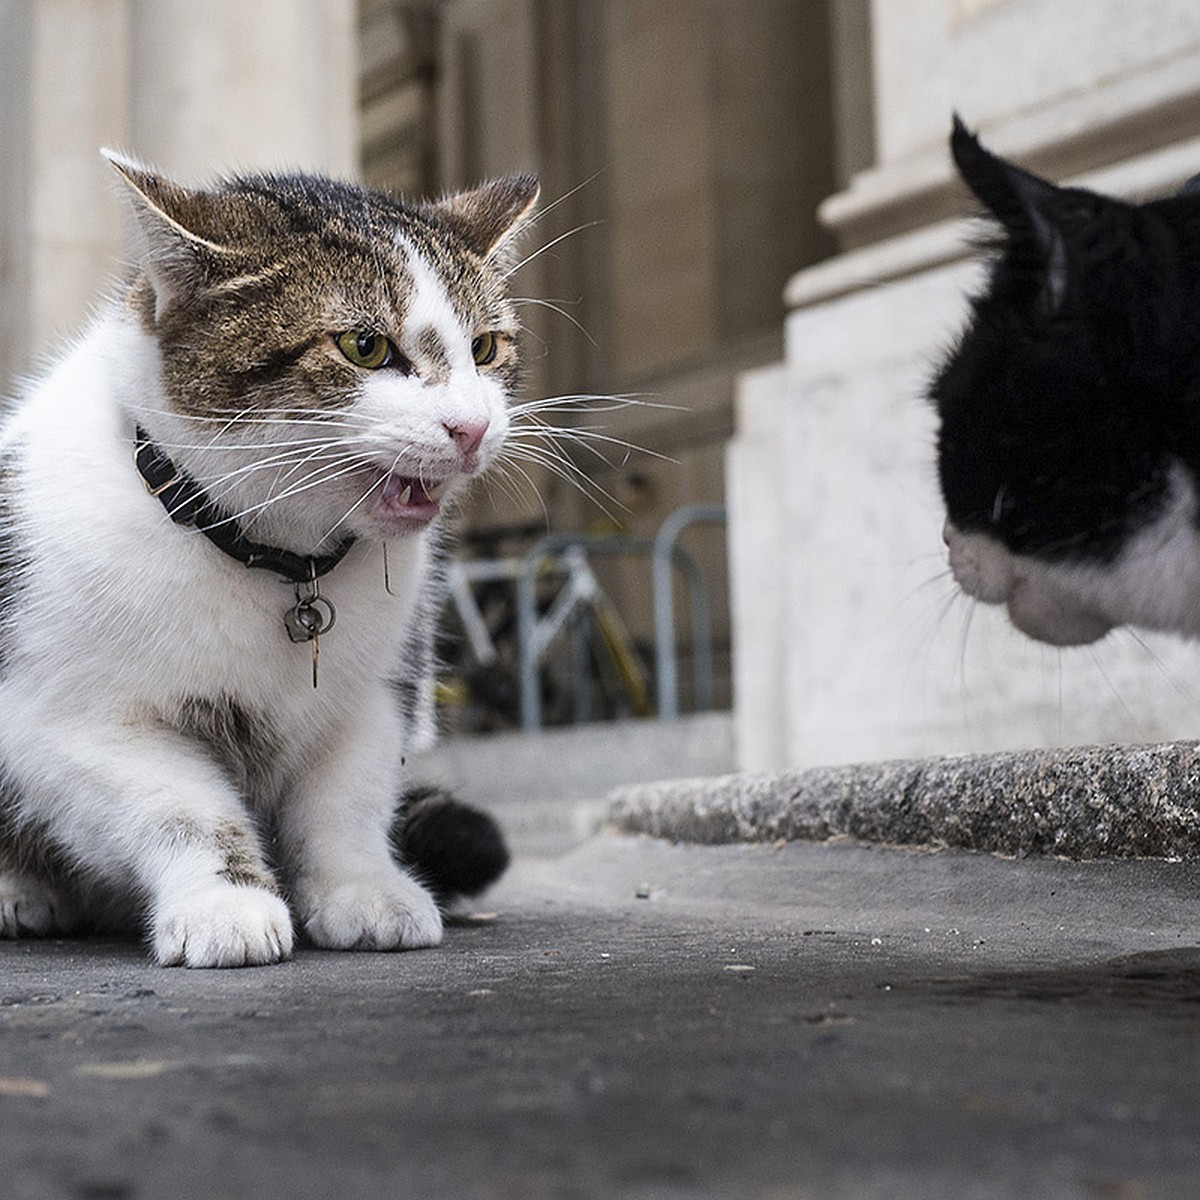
[0,0,357,393]
[1,0,132,391]
[128,0,357,179]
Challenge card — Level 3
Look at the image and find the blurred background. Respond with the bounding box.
[6,0,1200,790]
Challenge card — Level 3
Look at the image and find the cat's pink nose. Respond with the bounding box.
[445,419,488,459]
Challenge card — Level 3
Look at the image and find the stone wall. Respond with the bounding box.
[0,0,357,395]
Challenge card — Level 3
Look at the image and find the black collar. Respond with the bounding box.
[133,426,356,584]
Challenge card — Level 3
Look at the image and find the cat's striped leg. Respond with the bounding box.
[149,830,293,969]
[281,689,442,952]
[2,721,293,967]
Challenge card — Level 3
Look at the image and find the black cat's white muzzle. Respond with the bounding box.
[943,523,1115,647]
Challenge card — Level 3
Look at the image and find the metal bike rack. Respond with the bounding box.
[652,504,727,721]
[513,507,726,730]
[516,533,646,731]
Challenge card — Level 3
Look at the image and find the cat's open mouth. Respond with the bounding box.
[370,472,450,524]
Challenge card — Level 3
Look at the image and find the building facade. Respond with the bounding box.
[5,1,1199,765]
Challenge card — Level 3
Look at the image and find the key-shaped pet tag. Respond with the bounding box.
[285,582,337,687]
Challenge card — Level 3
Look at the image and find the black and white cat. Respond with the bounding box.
[0,153,534,966]
[934,116,1200,649]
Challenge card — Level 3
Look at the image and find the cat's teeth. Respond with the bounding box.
[398,484,413,506]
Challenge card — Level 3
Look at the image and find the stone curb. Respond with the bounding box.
[606,741,1200,859]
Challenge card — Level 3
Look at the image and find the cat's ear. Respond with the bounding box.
[950,115,1069,316]
[427,174,540,260]
[103,149,240,321]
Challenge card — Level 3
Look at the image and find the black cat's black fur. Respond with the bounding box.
[932,117,1200,647]
[935,116,1200,566]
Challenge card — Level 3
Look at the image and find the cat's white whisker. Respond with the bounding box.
[224,457,378,536]
[480,460,548,522]
[499,444,628,518]
[501,220,601,279]
[518,423,677,467]
[520,169,603,229]
[510,296,598,346]
[508,391,671,417]
[316,444,423,543]
[195,441,372,497]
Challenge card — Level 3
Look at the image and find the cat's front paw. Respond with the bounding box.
[153,883,294,968]
[301,872,443,951]
[0,872,77,937]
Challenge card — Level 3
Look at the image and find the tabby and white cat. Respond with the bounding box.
[935,117,1200,648]
[0,153,535,966]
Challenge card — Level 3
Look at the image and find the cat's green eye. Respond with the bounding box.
[471,332,498,367]
[336,330,395,370]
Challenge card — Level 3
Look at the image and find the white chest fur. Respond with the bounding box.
[2,319,428,729]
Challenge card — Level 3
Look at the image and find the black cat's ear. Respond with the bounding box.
[950,115,1069,316]
[427,174,540,261]
[103,149,241,321]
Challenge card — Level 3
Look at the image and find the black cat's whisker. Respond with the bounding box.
[1086,644,1144,734]
[888,569,963,647]
[1119,627,1200,708]
[933,591,971,666]
[954,592,979,692]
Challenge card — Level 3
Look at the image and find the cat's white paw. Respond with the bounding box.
[302,872,443,951]
[0,872,77,937]
[153,883,294,968]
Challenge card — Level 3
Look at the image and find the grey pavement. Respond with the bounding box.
[4,727,1200,1199]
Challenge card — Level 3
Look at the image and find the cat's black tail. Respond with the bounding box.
[391,786,510,906]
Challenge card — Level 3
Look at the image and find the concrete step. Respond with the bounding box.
[410,710,736,856]
[609,740,1200,859]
